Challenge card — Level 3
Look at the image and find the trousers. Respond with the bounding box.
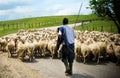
[61,43,75,63]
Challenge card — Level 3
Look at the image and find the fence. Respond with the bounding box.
[0,21,61,30]
[0,19,115,34]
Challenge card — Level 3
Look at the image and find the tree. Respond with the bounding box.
[89,0,120,33]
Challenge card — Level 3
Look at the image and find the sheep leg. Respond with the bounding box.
[8,50,11,58]
[92,52,97,61]
[83,56,86,64]
[28,48,32,62]
[29,48,34,62]
[19,50,26,61]
[93,54,97,61]
[116,57,120,65]
[97,52,100,64]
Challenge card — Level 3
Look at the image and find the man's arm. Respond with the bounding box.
[57,28,62,40]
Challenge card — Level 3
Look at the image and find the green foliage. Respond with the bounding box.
[89,0,113,17]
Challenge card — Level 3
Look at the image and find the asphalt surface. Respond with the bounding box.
[24,58,120,78]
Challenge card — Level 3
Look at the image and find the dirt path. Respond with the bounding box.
[24,58,120,78]
[1,52,120,78]
[0,53,42,78]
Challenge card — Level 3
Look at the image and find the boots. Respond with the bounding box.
[68,63,73,75]
[63,60,70,73]
[63,60,73,75]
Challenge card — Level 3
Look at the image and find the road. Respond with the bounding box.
[24,58,120,78]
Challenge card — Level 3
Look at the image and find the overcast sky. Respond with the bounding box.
[0,0,92,21]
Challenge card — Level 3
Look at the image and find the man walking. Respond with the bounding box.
[56,18,76,75]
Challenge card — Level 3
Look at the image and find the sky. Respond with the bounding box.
[0,0,92,21]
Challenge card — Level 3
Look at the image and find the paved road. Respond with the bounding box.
[24,58,120,78]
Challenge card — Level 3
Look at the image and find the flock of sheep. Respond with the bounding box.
[0,28,120,65]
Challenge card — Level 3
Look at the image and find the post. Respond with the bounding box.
[29,24,30,28]
[93,26,94,31]
[17,23,19,29]
[8,24,9,29]
[2,24,5,30]
[101,26,103,32]
[110,25,112,32]
[39,22,40,27]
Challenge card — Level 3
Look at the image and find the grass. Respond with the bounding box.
[0,14,114,37]
[74,20,118,33]
[0,14,101,24]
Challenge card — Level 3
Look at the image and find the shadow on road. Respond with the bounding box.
[85,61,109,66]
[70,73,94,78]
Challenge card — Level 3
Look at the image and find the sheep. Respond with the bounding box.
[97,42,107,59]
[2,27,120,64]
[32,38,42,57]
[24,38,35,62]
[0,37,8,52]
[106,42,115,60]
[114,45,120,65]
[47,40,56,58]
[81,43,91,64]
[16,38,27,60]
[16,37,35,62]
[89,42,100,64]
[38,39,49,57]
[6,38,17,57]
[75,39,82,62]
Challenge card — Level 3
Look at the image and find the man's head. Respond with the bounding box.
[63,18,68,25]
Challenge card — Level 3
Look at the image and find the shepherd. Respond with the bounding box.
[55,18,76,75]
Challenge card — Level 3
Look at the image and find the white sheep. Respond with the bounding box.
[6,38,16,57]
[114,45,120,65]
[0,37,8,52]
[81,43,91,64]
[47,40,56,58]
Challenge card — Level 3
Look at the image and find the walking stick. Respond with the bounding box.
[74,3,83,28]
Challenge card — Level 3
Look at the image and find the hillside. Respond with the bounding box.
[0,14,117,37]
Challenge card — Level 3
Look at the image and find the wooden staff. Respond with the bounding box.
[74,2,83,28]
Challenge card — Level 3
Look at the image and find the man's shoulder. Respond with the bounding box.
[58,26,65,30]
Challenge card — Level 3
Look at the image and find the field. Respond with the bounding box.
[74,20,118,33]
[0,14,118,37]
